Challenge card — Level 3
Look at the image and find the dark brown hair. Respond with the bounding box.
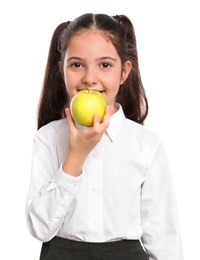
[37,13,148,129]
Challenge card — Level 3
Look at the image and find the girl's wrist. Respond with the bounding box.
[62,150,86,177]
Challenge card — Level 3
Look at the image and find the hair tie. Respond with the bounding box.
[113,15,121,24]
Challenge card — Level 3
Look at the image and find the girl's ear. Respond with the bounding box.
[58,61,64,79]
[120,60,132,85]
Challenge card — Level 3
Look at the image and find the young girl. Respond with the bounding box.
[26,13,183,259]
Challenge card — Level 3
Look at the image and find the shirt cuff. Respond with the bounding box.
[53,165,83,190]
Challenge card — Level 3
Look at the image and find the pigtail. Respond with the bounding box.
[37,22,70,129]
[115,15,148,124]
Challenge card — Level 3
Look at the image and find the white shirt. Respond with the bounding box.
[26,105,183,259]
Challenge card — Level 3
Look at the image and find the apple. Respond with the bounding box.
[70,90,107,127]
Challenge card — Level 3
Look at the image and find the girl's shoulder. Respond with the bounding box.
[35,118,68,140]
[126,119,167,166]
[126,119,164,154]
[127,119,161,142]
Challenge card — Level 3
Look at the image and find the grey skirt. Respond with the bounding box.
[40,236,149,260]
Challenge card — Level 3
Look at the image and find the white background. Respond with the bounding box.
[0,0,199,259]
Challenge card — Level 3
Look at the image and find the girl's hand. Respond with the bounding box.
[62,105,113,176]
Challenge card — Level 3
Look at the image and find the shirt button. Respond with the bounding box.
[93,153,97,158]
[73,183,78,188]
[92,186,97,192]
[93,221,97,227]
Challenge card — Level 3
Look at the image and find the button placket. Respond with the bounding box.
[91,186,97,192]
[87,148,103,239]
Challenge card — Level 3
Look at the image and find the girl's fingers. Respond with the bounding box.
[66,104,114,136]
[101,105,113,127]
[92,114,100,127]
[65,108,76,130]
[92,105,113,131]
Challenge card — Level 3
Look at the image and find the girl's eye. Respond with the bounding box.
[70,62,83,68]
[100,62,112,68]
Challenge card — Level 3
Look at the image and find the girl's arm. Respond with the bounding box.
[26,106,113,242]
[26,129,82,242]
[62,106,112,176]
[140,138,183,259]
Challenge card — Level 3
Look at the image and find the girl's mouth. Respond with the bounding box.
[77,89,105,93]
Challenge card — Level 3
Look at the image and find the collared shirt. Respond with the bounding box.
[26,105,183,259]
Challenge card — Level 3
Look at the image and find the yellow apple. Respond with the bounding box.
[70,90,107,127]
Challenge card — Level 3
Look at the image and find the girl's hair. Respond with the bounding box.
[37,13,148,129]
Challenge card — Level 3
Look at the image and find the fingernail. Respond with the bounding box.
[65,108,69,115]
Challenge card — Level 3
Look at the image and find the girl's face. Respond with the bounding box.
[61,31,132,108]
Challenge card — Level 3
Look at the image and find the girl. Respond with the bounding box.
[26,13,183,259]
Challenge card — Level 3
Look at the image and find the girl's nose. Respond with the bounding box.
[82,68,98,86]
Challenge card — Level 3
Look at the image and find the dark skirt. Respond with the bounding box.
[40,236,149,260]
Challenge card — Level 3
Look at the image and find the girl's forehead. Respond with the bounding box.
[70,29,111,43]
[65,30,120,61]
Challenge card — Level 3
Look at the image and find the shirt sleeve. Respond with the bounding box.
[26,129,83,242]
[141,137,184,259]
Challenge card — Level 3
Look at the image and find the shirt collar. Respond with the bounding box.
[105,104,127,142]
